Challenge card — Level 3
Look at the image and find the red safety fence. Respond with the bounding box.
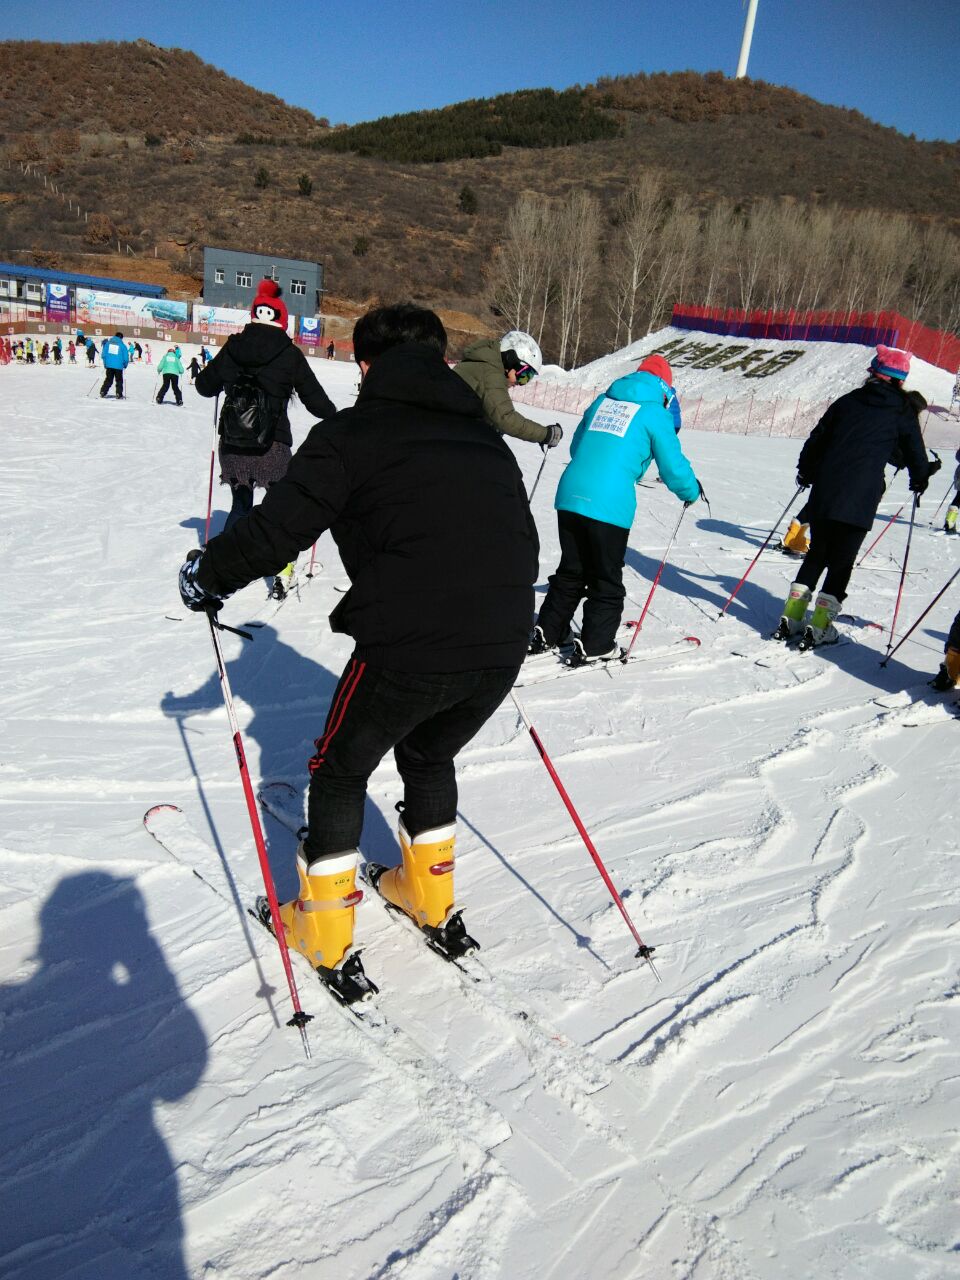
[672,304,960,374]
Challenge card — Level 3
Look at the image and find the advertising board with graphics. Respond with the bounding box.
[299,316,321,347]
[76,290,190,331]
[194,304,296,337]
[44,283,71,323]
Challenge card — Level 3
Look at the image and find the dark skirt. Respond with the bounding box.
[219,440,292,490]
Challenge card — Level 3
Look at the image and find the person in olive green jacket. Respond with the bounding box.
[455,331,563,450]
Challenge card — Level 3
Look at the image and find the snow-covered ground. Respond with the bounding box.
[0,341,958,1279]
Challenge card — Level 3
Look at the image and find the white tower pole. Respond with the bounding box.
[736,0,760,78]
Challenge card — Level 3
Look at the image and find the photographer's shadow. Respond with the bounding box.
[0,872,206,1279]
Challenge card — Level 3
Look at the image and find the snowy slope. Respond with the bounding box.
[0,350,958,1280]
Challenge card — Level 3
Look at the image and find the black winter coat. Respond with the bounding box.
[198,342,539,672]
[195,322,336,448]
[797,378,930,531]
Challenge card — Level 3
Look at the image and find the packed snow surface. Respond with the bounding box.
[0,341,957,1279]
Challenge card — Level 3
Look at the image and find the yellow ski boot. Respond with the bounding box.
[780,520,810,556]
[369,821,479,960]
[260,847,376,1004]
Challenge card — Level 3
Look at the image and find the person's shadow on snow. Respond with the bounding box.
[0,872,206,1280]
[160,626,394,894]
[625,543,781,628]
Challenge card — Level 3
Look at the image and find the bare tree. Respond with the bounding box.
[699,200,736,309]
[735,200,777,312]
[554,190,601,368]
[489,193,555,339]
[606,174,664,348]
[644,196,699,333]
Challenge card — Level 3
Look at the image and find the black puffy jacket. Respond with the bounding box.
[195,322,336,447]
[198,342,539,672]
[798,378,931,530]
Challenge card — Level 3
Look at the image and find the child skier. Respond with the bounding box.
[529,356,701,666]
[775,346,937,649]
[156,347,184,405]
[930,608,960,692]
[178,303,537,999]
[943,448,960,534]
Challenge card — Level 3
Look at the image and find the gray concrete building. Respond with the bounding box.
[202,247,323,315]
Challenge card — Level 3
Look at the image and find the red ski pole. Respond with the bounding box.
[884,494,920,659]
[880,563,960,667]
[622,505,687,661]
[856,505,904,568]
[206,611,313,1043]
[718,485,802,618]
[509,690,660,980]
[306,542,318,578]
[203,396,219,546]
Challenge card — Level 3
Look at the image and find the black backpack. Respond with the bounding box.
[218,351,284,452]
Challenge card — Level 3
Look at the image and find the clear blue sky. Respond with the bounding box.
[8,0,959,141]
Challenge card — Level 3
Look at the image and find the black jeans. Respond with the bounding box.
[795,519,868,600]
[157,374,182,405]
[536,510,629,655]
[304,658,520,859]
[223,484,254,533]
[100,368,124,398]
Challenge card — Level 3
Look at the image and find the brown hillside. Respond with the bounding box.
[1,43,957,351]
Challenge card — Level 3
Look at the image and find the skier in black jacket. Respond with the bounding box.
[179,303,538,996]
[195,279,336,576]
[775,346,936,649]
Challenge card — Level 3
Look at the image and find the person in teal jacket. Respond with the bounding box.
[530,360,700,666]
[156,347,184,405]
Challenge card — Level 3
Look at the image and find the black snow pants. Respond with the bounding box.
[157,374,182,405]
[536,510,629,656]
[795,519,869,600]
[303,658,519,860]
[100,368,124,398]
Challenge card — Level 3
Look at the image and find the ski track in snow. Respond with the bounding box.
[1,346,957,1278]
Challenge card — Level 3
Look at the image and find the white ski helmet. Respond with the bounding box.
[499,330,542,374]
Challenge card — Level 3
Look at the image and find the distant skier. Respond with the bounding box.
[194,279,336,596]
[930,608,960,692]
[155,347,184,405]
[134,341,143,361]
[178,303,538,997]
[775,346,938,649]
[99,331,129,399]
[39,342,50,364]
[67,340,76,364]
[199,345,211,366]
[85,339,97,367]
[326,340,336,360]
[528,355,701,666]
[187,355,201,383]
[144,342,153,366]
[943,448,960,534]
[52,337,62,365]
[455,330,563,450]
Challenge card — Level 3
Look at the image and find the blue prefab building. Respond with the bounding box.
[0,261,166,302]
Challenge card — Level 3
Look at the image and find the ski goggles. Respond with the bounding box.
[514,362,537,386]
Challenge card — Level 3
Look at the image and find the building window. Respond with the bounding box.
[26,283,42,298]
[214,268,224,284]
[291,279,306,296]
[236,271,252,288]
[0,279,10,295]
[270,266,280,282]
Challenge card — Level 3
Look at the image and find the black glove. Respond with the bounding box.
[178,549,223,614]
[927,456,943,477]
[796,473,810,489]
[909,476,929,497]
[543,423,563,449]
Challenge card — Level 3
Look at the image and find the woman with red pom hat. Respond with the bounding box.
[196,279,337,593]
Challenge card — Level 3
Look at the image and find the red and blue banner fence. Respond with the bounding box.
[672,304,960,373]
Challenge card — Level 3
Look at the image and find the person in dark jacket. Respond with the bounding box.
[178,303,538,994]
[776,346,936,648]
[195,279,336,595]
[187,355,202,383]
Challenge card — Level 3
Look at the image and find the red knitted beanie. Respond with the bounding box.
[250,278,289,330]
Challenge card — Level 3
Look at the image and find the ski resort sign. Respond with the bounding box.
[650,338,807,380]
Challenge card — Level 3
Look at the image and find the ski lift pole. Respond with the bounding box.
[622,504,688,661]
[509,690,660,980]
[203,395,219,547]
[205,610,313,1046]
[880,563,960,667]
[527,445,549,503]
[856,505,904,568]
[884,493,919,659]
[718,485,802,618]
